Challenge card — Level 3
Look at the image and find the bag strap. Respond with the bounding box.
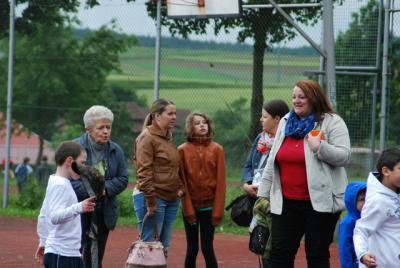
[140,214,161,241]
[225,194,247,211]
[82,177,96,198]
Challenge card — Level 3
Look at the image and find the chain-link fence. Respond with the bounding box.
[1,0,386,179]
[386,0,400,151]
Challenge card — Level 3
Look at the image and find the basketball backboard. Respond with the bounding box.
[167,0,241,19]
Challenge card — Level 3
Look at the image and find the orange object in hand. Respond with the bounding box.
[309,130,325,140]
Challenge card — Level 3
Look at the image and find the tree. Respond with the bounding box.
[334,0,380,144]
[0,0,100,38]
[387,37,400,145]
[0,19,134,163]
[140,0,341,142]
[213,97,250,175]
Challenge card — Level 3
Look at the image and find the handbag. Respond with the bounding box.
[249,224,270,255]
[225,194,256,227]
[125,215,167,268]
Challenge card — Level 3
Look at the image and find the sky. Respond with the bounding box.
[73,0,371,48]
[13,0,391,48]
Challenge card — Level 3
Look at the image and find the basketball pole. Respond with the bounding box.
[153,0,162,101]
[3,0,16,208]
[322,0,336,110]
[380,0,391,152]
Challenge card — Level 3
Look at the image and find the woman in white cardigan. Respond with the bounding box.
[257,80,351,268]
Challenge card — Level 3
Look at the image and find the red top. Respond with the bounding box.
[276,136,310,200]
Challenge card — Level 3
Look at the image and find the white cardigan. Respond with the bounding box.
[257,112,351,214]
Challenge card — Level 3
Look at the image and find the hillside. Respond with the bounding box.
[73,28,317,56]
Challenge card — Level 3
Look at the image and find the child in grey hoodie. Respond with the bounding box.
[354,149,400,267]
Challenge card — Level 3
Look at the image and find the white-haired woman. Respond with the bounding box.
[71,105,128,268]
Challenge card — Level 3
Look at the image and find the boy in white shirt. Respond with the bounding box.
[353,148,400,268]
[35,141,96,268]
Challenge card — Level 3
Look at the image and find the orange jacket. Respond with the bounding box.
[178,137,226,226]
[134,122,182,208]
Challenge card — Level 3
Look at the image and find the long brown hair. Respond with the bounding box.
[142,99,175,130]
[184,112,214,140]
[295,80,334,121]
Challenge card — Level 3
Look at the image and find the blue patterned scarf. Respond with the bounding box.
[285,110,316,139]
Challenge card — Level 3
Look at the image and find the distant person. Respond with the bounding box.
[338,181,367,268]
[179,112,226,268]
[35,141,96,268]
[1,158,13,170]
[354,149,400,267]
[36,156,53,187]
[14,157,33,193]
[1,158,14,179]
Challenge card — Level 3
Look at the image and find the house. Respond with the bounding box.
[0,113,55,166]
[126,102,191,135]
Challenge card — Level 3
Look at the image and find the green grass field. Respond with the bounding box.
[112,46,319,112]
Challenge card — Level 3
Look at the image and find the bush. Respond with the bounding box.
[213,97,250,176]
[118,189,134,217]
[15,177,45,210]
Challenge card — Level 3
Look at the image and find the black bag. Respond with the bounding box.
[249,225,270,255]
[225,194,256,227]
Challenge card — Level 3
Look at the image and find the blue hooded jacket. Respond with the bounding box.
[338,181,367,268]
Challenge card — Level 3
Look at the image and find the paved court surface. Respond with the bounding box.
[0,216,340,267]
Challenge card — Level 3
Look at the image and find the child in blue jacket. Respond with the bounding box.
[338,181,367,268]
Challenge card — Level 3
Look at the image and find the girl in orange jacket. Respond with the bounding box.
[178,112,226,268]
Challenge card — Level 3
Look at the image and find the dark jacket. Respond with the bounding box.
[338,181,367,268]
[134,122,183,208]
[241,133,268,184]
[71,133,128,230]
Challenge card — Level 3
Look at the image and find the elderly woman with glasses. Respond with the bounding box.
[71,105,128,268]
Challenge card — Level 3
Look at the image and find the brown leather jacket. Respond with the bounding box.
[178,137,226,226]
[134,122,182,207]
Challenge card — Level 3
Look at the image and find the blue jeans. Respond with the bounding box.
[133,193,180,253]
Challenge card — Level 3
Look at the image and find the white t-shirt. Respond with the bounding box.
[37,175,83,257]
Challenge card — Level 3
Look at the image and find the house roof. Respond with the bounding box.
[0,113,55,164]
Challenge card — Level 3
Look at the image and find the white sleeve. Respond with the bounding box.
[353,196,387,262]
[37,199,48,247]
[48,185,83,225]
[27,165,33,174]
[317,115,351,167]
[15,164,21,173]
[258,154,273,199]
[258,119,285,199]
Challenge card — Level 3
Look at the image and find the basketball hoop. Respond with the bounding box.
[167,0,241,18]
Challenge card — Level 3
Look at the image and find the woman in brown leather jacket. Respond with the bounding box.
[178,112,226,268]
[133,99,184,256]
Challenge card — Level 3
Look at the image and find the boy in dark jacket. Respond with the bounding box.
[338,181,367,268]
